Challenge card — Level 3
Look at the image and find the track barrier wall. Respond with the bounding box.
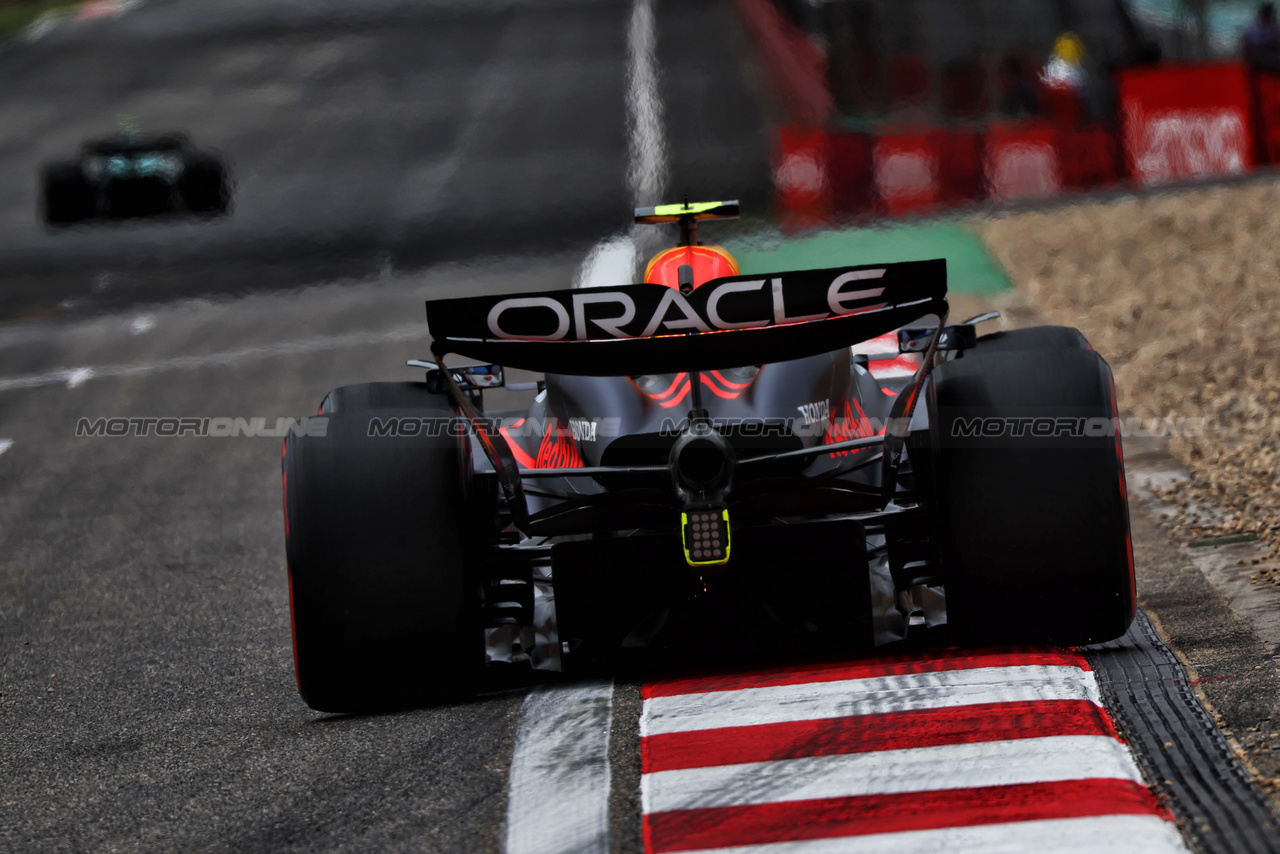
[770,60,1280,227]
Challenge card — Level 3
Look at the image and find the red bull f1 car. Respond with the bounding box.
[282,201,1135,712]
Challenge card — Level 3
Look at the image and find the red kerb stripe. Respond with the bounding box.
[642,647,1090,699]
[644,778,1165,853]
[642,699,1116,773]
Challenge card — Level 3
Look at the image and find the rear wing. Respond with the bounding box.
[425,259,948,528]
[426,259,948,376]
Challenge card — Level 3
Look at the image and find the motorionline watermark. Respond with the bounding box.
[72,414,1212,441]
[359,415,894,441]
[73,415,880,441]
[949,416,1210,439]
[76,417,329,438]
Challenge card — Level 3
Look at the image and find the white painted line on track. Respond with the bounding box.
[576,235,640,289]
[0,439,12,457]
[65,367,95,389]
[642,664,1104,736]
[576,0,667,288]
[689,814,1190,854]
[643,734,1141,813]
[0,325,424,393]
[625,0,666,208]
[505,681,614,854]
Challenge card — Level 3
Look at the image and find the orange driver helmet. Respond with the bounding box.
[644,244,741,290]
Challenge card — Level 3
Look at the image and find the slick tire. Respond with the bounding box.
[970,325,1089,354]
[283,407,479,712]
[41,163,94,225]
[928,346,1134,646]
[179,155,230,215]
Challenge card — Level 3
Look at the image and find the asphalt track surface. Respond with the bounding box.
[0,0,772,323]
[2,1,1278,853]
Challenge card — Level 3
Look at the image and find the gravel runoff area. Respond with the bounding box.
[975,178,1280,589]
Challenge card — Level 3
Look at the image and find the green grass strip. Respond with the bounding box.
[726,222,1011,295]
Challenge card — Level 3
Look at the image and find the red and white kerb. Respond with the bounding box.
[640,648,1188,853]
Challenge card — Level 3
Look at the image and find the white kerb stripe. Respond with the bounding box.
[505,681,614,854]
[673,814,1191,854]
[641,665,1102,736]
[642,734,1140,814]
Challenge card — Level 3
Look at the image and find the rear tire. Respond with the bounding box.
[971,325,1089,353]
[41,162,94,225]
[928,345,1134,646]
[283,406,480,712]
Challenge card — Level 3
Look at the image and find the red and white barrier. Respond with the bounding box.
[1251,70,1280,166]
[1060,123,1122,191]
[869,130,984,217]
[773,126,834,230]
[769,55,1275,224]
[826,130,875,216]
[1118,62,1255,186]
[985,123,1063,202]
[872,132,940,217]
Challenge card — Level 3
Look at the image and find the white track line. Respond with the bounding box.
[576,235,640,289]
[643,735,1141,813]
[0,325,424,393]
[0,439,12,457]
[506,1,664,851]
[505,681,614,854]
[577,0,666,288]
[642,665,1104,736]
[625,0,666,207]
[689,814,1190,854]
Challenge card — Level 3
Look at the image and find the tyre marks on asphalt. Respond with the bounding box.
[640,649,1190,853]
[505,681,615,854]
